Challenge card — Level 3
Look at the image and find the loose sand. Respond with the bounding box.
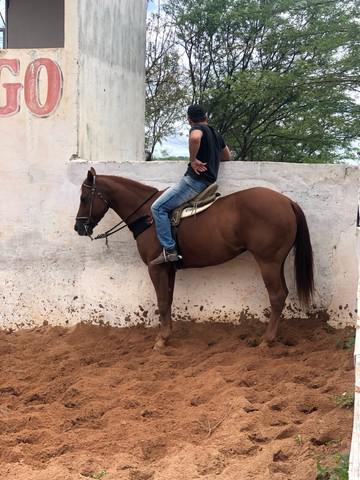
[0,316,354,479]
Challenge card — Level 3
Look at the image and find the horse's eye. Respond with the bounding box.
[80,196,87,203]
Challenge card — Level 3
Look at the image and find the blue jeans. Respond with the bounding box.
[151,175,206,250]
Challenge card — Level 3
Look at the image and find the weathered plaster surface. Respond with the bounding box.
[78,0,147,163]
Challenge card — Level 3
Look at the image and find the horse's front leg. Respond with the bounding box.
[148,264,176,350]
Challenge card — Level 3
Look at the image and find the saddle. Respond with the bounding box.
[170,183,220,227]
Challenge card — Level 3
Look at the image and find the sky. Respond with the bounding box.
[147,0,158,13]
[155,133,189,158]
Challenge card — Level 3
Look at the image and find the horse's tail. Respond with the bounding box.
[291,201,314,305]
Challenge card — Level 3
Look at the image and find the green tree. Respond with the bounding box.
[165,0,360,162]
[145,5,188,159]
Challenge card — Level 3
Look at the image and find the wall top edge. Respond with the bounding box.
[71,158,359,171]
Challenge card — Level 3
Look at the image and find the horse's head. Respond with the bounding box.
[74,167,110,237]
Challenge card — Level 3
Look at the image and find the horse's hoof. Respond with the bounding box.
[259,337,274,348]
[153,338,166,351]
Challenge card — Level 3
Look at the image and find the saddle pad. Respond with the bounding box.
[171,197,218,226]
[180,201,216,219]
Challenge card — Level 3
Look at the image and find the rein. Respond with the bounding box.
[77,174,158,246]
[94,189,158,245]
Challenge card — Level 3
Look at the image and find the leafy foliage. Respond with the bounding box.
[162,0,360,162]
[145,5,189,157]
[316,453,349,479]
[335,391,355,409]
[336,334,356,350]
[82,471,108,480]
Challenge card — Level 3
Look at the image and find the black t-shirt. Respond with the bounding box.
[185,124,226,185]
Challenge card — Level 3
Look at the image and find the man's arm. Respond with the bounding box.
[189,129,207,174]
[221,146,231,161]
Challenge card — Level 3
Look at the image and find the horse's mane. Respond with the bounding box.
[105,175,158,195]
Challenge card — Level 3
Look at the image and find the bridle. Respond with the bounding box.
[76,174,110,238]
[76,174,158,244]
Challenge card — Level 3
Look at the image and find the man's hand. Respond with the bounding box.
[191,158,207,175]
[221,146,231,161]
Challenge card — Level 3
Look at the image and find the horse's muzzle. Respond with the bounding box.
[74,221,93,236]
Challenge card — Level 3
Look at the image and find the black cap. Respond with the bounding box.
[187,104,207,122]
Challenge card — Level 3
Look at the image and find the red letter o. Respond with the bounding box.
[24,58,63,117]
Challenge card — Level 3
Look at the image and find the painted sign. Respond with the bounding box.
[0,58,63,117]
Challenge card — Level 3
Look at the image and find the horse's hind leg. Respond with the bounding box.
[148,264,176,350]
[255,256,288,343]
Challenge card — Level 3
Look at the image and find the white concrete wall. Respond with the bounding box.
[0,0,78,328]
[348,230,360,479]
[0,0,149,329]
[3,159,355,330]
[78,0,147,163]
[0,156,358,329]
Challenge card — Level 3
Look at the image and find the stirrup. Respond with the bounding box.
[150,249,182,266]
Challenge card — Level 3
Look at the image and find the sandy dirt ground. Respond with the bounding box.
[0,316,354,480]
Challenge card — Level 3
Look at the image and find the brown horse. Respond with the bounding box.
[75,167,314,350]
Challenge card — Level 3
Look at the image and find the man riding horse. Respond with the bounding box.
[74,107,313,349]
[150,105,231,265]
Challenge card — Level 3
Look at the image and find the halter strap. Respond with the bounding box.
[75,175,110,233]
[77,176,158,244]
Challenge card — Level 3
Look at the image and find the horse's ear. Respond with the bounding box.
[87,167,96,183]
